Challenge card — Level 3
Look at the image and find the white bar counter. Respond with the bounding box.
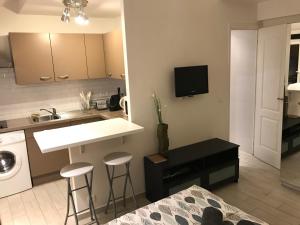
[33,118,144,153]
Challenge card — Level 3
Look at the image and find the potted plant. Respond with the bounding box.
[152,93,169,155]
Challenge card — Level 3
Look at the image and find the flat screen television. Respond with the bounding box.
[174,65,208,97]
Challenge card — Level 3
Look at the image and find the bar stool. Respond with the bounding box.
[60,162,99,225]
[103,152,137,218]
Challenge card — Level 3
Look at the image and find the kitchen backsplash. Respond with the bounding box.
[0,68,126,120]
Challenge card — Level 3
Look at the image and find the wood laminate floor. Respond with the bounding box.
[281,151,300,190]
[1,152,300,225]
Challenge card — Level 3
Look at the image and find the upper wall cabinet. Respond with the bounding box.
[84,34,106,79]
[50,33,88,81]
[103,29,125,80]
[9,33,55,85]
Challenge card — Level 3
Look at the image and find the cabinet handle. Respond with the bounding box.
[277,97,284,101]
[107,73,112,78]
[40,76,52,81]
[57,75,69,80]
[120,74,125,79]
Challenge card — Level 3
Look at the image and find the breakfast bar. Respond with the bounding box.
[33,118,144,153]
[33,118,144,212]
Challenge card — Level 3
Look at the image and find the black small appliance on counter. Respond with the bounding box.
[107,88,122,111]
[0,120,7,129]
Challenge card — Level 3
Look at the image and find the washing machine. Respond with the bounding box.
[0,130,32,198]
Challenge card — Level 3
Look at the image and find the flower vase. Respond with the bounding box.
[157,123,169,155]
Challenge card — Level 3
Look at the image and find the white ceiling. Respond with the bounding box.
[0,0,272,18]
[0,0,121,18]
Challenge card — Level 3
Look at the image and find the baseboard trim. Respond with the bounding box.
[32,171,62,186]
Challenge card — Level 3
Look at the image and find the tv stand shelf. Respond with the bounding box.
[144,138,239,202]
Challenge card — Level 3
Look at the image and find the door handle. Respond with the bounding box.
[40,76,52,81]
[277,98,284,101]
[57,75,69,80]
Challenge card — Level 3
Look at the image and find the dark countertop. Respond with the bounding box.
[0,109,127,133]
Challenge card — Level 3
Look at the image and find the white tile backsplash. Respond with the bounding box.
[0,68,125,120]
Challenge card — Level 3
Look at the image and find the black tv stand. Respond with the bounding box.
[144,138,239,202]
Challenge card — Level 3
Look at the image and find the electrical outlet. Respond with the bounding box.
[80,146,85,154]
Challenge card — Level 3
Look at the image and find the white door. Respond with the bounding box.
[230,30,257,155]
[254,24,290,169]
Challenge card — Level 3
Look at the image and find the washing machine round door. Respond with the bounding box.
[0,151,21,180]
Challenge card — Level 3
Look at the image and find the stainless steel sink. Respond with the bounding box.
[31,114,61,123]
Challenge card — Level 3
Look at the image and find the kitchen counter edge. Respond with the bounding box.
[0,109,127,133]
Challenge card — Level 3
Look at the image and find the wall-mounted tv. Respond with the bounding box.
[174,65,209,97]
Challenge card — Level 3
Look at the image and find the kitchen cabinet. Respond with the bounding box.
[103,29,125,80]
[10,31,126,84]
[50,33,88,81]
[84,34,106,79]
[25,123,70,184]
[9,33,55,85]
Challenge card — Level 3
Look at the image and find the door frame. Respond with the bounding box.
[228,23,291,169]
[228,26,258,156]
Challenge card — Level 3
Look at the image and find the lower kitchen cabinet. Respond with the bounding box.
[26,137,69,178]
[25,123,70,185]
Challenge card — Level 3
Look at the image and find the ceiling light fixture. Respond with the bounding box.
[61,0,89,25]
[61,7,70,23]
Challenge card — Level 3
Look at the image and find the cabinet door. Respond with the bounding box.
[103,29,125,80]
[26,137,69,177]
[25,123,70,177]
[9,33,55,85]
[85,34,106,79]
[50,33,88,81]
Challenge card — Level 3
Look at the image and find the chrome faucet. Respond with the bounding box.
[40,108,57,117]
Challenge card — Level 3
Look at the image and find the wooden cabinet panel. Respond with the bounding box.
[26,137,69,177]
[25,123,70,178]
[50,33,88,81]
[84,34,106,79]
[103,29,125,80]
[9,33,55,85]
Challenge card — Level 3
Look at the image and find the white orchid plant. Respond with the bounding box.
[152,93,163,124]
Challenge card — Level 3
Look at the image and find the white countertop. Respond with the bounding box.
[33,118,144,153]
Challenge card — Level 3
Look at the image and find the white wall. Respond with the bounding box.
[258,0,300,21]
[230,30,257,155]
[70,0,258,210]
[0,7,120,33]
[124,0,258,147]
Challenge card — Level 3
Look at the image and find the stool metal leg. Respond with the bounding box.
[104,166,113,214]
[126,162,137,209]
[88,170,94,221]
[84,173,99,225]
[69,179,79,225]
[105,165,117,218]
[123,166,128,208]
[64,178,71,225]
